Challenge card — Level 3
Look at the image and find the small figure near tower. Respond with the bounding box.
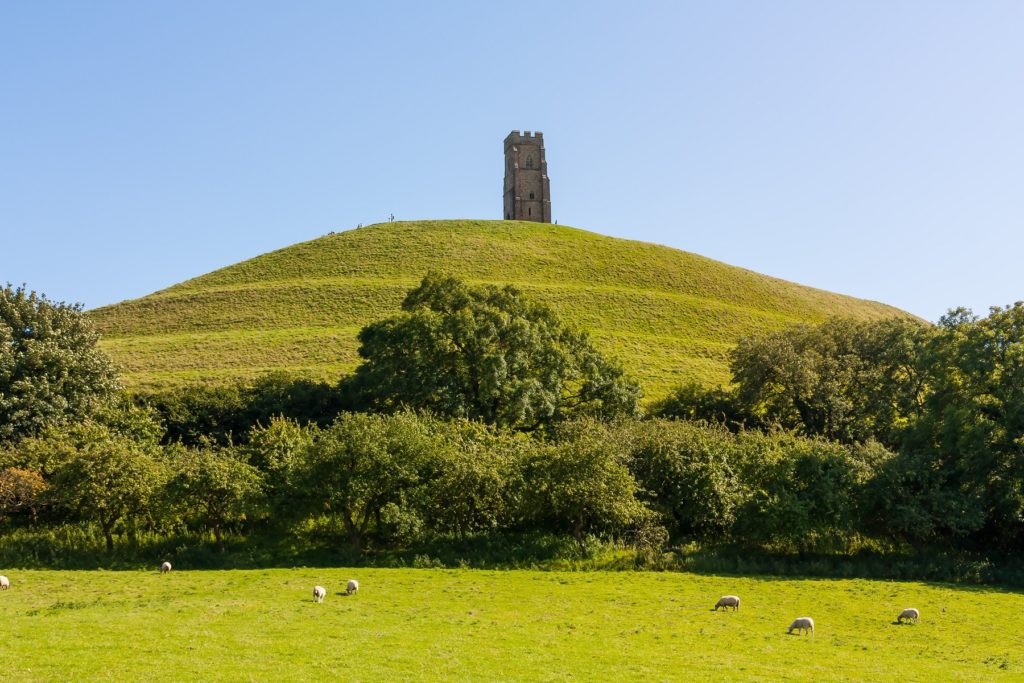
[503,131,551,222]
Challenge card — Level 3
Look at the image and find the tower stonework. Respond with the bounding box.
[503,131,551,222]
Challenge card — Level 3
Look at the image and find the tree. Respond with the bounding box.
[527,419,651,551]
[649,381,761,432]
[627,419,744,543]
[51,423,166,552]
[139,372,350,447]
[729,317,931,446]
[0,285,119,443]
[421,420,526,543]
[731,432,871,548]
[901,304,1024,548]
[352,272,640,430]
[0,467,48,524]
[244,417,317,517]
[170,445,264,551]
[301,412,432,549]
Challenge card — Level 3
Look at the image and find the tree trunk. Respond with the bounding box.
[341,509,362,550]
[103,522,115,554]
[573,519,586,553]
[214,525,224,552]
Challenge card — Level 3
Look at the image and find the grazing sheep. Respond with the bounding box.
[0,575,9,590]
[313,586,327,603]
[714,595,740,611]
[160,561,172,573]
[788,617,814,635]
[346,579,359,596]
[898,608,920,624]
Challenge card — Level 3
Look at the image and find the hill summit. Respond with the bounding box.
[90,220,912,399]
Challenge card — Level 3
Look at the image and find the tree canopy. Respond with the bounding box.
[729,317,932,446]
[0,284,119,443]
[352,272,640,429]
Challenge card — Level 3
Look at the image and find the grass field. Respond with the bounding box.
[89,220,914,400]
[1,568,1020,681]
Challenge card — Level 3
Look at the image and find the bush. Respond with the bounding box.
[730,432,869,548]
[627,419,743,543]
[527,419,653,551]
[299,411,434,549]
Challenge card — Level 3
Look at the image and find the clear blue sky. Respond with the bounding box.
[2,1,1022,321]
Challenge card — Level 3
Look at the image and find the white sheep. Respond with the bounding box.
[714,595,740,611]
[346,579,359,596]
[788,617,814,635]
[313,585,327,603]
[898,608,919,624]
[0,575,9,590]
[160,561,172,573]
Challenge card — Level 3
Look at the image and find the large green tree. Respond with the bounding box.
[901,304,1024,547]
[729,317,932,446]
[0,285,119,443]
[352,273,640,430]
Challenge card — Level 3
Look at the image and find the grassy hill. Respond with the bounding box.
[90,220,913,399]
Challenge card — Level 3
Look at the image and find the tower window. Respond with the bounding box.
[529,192,535,199]
[528,208,532,216]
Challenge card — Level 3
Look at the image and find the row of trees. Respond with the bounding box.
[5,405,945,555]
[656,304,1024,550]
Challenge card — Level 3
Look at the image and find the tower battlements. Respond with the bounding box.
[504,130,544,144]
[503,130,551,223]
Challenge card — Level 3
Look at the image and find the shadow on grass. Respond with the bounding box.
[668,544,1024,593]
[2,524,1023,592]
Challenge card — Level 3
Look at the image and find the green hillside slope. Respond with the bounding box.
[90,220,912,399]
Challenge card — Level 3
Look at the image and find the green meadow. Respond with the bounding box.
[90,220,913,399]
[1,568,1020,681]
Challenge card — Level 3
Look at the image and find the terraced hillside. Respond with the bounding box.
[90,220,913,399]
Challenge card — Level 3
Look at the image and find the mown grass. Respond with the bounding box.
[90,220,915,398]
[0,568,1019,681]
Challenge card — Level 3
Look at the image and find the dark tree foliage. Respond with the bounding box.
[353,272,641,430]
[0,285,119,443]
[899,304,1024,549]
[649,381,762,431]
[139,372,351,446]
[728,317,932,447]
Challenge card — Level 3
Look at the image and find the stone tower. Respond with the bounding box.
[503,131,551,222]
